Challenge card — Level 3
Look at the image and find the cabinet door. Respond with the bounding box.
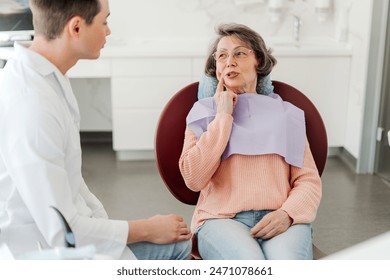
[111,77,192,150]
[111,57,193,151]
[113,109,160,150]
[112,58,191,77]
[68,59,111,78]
[271,56,351,147]
[111,77,191,108]
[192,57,207,82]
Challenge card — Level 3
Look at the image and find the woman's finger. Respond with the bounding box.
[217,76,225,93]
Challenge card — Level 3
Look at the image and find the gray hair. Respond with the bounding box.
[204,23,277,79]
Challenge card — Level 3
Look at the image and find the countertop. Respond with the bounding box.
[101,36,352,57]
[0,36,353,61]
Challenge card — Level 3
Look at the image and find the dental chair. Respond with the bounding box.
[154,81,328,259]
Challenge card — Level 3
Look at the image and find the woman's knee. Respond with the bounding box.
[196,219,265,259]
[173,239,192,260]
[262,224,313,260]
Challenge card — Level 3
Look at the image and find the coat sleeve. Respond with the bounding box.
[1,93,129,259]
[80,178,109,219]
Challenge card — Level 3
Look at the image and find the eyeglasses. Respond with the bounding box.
[212,47,254,63]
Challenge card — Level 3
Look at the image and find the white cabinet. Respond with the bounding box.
[68,58,111,78]
[192,58,207,80]
[110,57,195,154]
[271,56,351,147]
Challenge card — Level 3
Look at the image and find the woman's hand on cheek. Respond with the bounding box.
[214,76,237,115]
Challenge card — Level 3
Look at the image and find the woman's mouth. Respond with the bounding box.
[226,71,239,79]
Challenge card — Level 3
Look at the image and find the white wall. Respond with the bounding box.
[108,0,337,43]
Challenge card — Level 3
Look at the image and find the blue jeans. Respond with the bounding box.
[128,239,192,260]
[196,210,312,260]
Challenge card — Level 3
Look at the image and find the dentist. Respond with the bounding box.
[0,0,191,259]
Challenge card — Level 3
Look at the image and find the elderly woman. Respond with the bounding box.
[179,23,322,260]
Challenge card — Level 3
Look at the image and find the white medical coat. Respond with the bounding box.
[0,43,135,259]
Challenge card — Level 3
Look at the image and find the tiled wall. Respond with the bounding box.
[108,0,355,43]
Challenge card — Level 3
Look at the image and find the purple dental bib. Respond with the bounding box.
[186,93,306,168]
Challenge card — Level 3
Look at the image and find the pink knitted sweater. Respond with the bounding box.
[179,112,322,233]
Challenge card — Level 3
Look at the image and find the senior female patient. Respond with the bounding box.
[179,23,322,260]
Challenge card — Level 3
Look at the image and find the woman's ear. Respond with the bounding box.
[256,58,261,67]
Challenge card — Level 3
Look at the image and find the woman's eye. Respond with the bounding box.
[219,53,227,59]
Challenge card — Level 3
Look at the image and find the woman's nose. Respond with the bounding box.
[226,55,237,67]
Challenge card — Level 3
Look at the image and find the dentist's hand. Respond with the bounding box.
[214,77,237,115]
[250,209,293,240]
[127,214,192,244]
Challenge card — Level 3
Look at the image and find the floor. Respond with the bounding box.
[81,142,390,256]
